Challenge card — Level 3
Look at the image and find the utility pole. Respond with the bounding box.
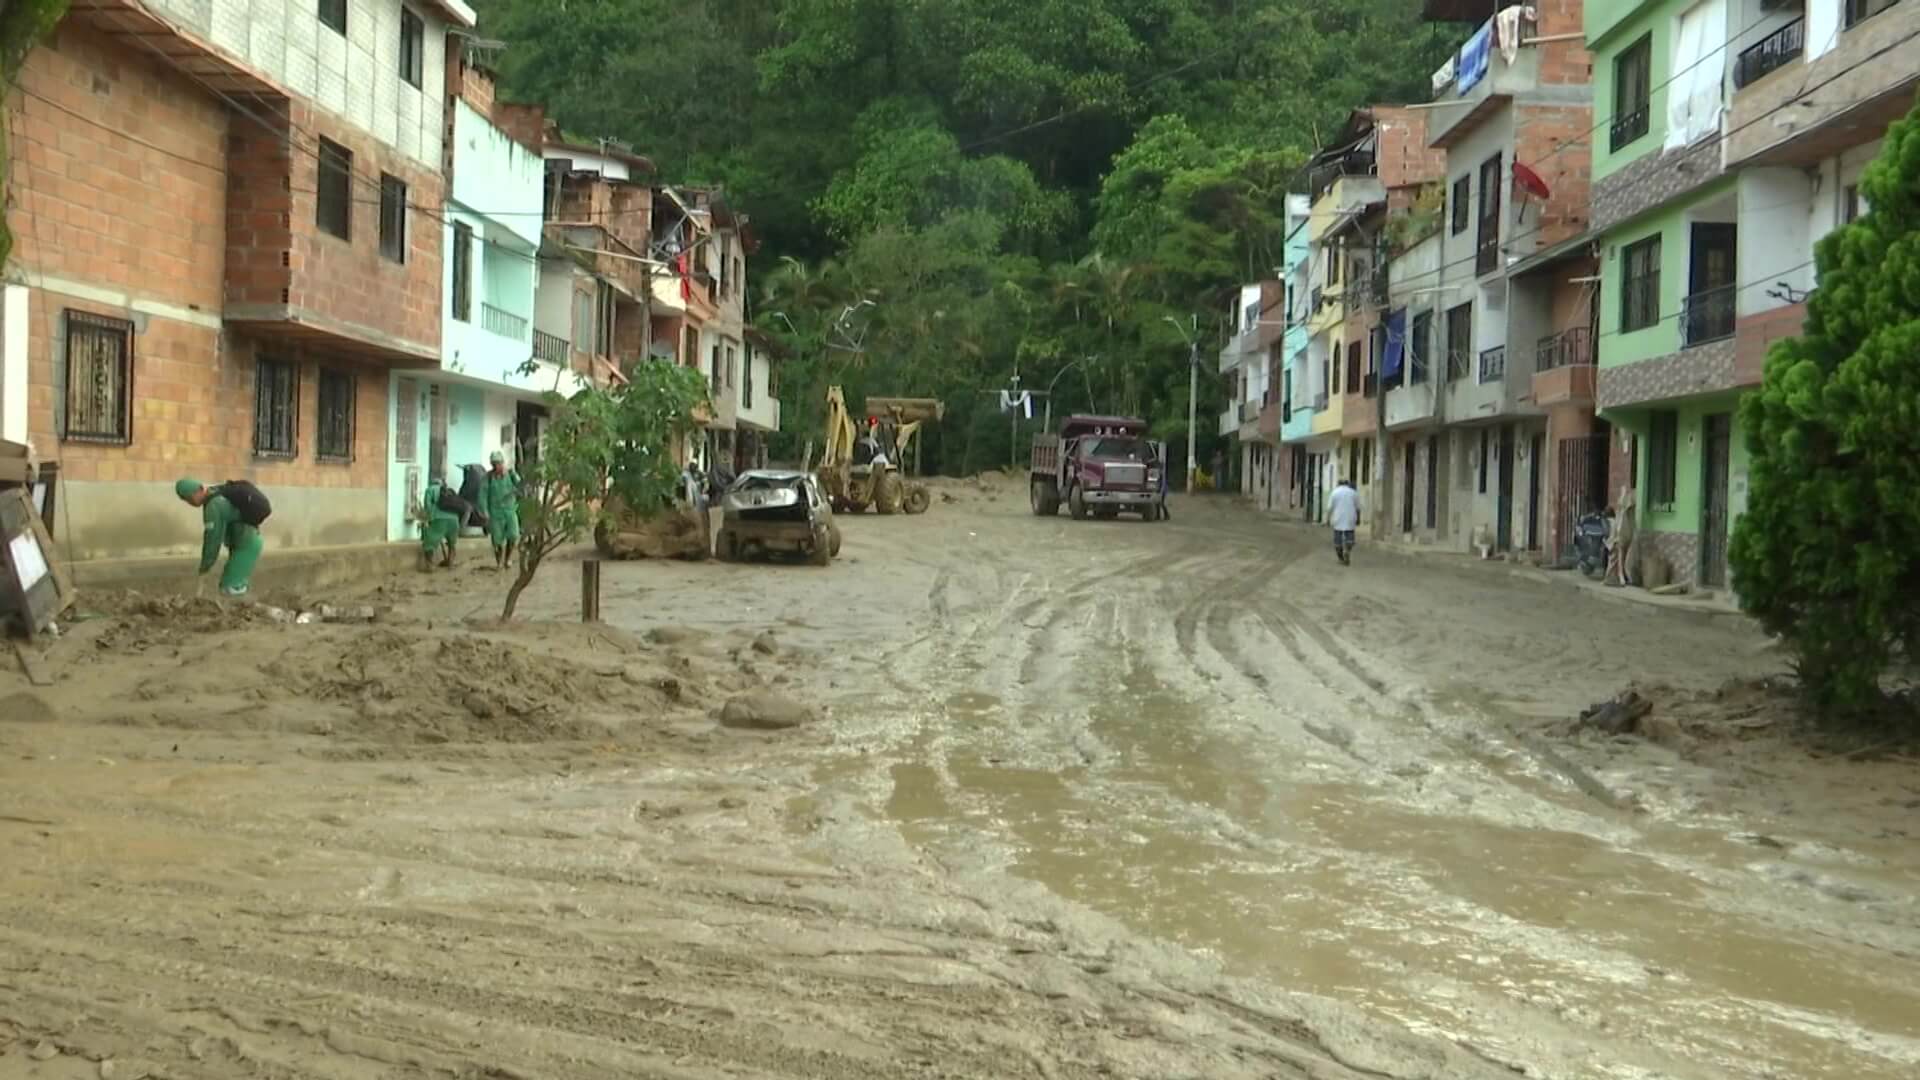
[1186,336,1199,495]
[1375,229,1390,541]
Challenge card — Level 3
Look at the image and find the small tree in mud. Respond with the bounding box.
[502,362,709,620]
[1729,99,1920,725]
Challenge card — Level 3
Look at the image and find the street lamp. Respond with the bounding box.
[1163,315,1201,495]
[1041,356,1091,432]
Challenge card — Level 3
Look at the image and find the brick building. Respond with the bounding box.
[2,0,475,561]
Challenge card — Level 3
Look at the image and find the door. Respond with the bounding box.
[1425,435,1438,530]
[1700,413,1733,588]
[1401,441,1416,533]
[428,384,448,483]
[1687,223,1738,343]
[515,401,546,466]
[1526,432,1544,551]
[1495,424,1515,551]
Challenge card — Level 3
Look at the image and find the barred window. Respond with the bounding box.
[317,369,356,462]
[62,310,134,444]
[254,356,299,457]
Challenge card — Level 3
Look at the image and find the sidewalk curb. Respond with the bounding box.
[1266,515,1752,623]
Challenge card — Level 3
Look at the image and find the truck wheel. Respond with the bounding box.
[1068,486,1088,520]
[827,520,843,556]
[810,524,834,566]
[904,485,931,515]
[874,472,905,515]
[1030,480,1054,516]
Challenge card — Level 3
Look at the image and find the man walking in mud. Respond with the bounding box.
[1327,476,1360,565]
[418,476,465,571]
[483,450,521,571]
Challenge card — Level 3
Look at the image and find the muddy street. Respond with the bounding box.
[3,480,1918,1079]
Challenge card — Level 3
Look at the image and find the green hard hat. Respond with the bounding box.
[174,478,203,502]
[490,450,505,464]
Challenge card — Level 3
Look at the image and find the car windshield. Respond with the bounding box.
[1084,437,1150,461]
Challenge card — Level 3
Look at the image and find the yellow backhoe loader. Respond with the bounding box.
[816,386,943,515]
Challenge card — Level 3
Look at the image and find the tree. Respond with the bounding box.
[502,361,709,619]
[1729,101,1920,725]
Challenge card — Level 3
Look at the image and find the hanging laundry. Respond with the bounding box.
[1457,22,1492,96]
[1430,55,1457,95]
[999,389,1033,417]
[1496,5,1537,66]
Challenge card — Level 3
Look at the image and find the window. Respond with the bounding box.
[254,356,299,458]
[450,222,472,321]
[1611,34,1652,151]
[62,310,134,444]
[595,282,613,355]
[318,0,346,35]
[725,345,737,388]
[1360,439,1372,486]
[317,137,351,240]
[1346,340,1361,394]
[1450,175,1470,235]
[1478,427,1490,494]
[317,369,356,462]
[1475,152,1503,276]
[1446,302,1473,379]
[1327,244,1342,286]
[399,8,425,89]
[1620,234,1661,332]
[1647,410,1679,505]
[1847,0,1900,29]
[743,346,754,408]
[719,237,732,295]
[1410,310,1433,384]
[394,378,418,462]
[734,257,743,296]
[710,343,721,392]
[682,326,697,367]
[379,174,407,263]
[1843,184,1863,223]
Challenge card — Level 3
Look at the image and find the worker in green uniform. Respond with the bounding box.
[482,450,522,570]
[419,478,460,571]
[175,478,263,597]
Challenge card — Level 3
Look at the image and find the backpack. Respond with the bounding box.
[219,480,273,527]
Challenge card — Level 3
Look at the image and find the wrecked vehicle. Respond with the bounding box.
[1029,415,1165,521]
[716,470,842,566]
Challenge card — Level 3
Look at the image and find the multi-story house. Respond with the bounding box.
[1586,0,1747,588]
[1404,0,1593,555]
[382,48,589,541]
[1217,281,1283,505]
[649,185,721,470]
[1300,119,1377,523]
[685,189,763,473]
[4,0,472,560]
[1274,195,1316,517]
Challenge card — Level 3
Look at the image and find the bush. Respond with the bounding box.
[1729,100,1920,724]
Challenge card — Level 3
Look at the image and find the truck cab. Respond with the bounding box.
[1029,416,1165,521]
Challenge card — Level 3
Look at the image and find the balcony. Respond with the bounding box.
[1609,104,1650,153]
[1682,284,1737,347]
[1535,326,1593,372]
[1478,345,1507,383]
[1729,0,1918,167]
[1847,0,1902,30]
[481,302,529,341]
[1734,17,1804,89]
[1241,401,1260,423]
[1219,408,1239,437]
[533,329,569,365]
[1313,391,1330,410]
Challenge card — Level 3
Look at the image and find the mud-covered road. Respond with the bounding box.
[4,479,1918,1079]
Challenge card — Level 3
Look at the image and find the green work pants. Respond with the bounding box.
[220,525,263,596]
[488,511,521,550]
[421,510,460,557]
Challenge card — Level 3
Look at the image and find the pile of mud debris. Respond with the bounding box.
[1568,677,1805,749]
[16,589,788,748]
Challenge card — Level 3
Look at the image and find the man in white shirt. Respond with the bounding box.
[1327,477,1361,565]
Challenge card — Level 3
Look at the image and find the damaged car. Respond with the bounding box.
[716,470,842,566]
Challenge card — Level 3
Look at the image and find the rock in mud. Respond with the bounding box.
[29,1041,60,1061]
[0,692,58,724]
[751,631,778,656]
[719,691,813,731]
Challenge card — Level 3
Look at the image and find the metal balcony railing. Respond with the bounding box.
[532,329,568,365]
[1682,284,1737,347]
[1535,326,1594,372]
[481,302,529,341]
[1478,345,1507,383]
[1734,16,1804,89]
[1610,104,1650,152]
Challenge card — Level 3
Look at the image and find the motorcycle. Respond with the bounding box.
[1573,510,1610,579]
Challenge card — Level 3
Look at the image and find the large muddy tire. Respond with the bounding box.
[809,524,834,566]
[1030,479,1060,516]
[874,472,905,515]
[1068,485,1087,520]
[904,484,931,515]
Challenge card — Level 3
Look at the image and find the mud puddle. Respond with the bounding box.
[818,647,1920,1079]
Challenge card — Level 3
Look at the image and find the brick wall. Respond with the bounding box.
[1733,303,1803,387]
[1514,103,1592,248]
[492,103,546,154]
[226,103,445,358]
[8,23,228,313]
[1533,0,1593,86]
[1373,106,1446,189]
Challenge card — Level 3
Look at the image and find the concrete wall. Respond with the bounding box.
[144,0,466,171]
[450,101,543,249]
